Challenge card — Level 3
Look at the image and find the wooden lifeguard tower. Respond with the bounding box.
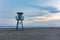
[15,12,24,31]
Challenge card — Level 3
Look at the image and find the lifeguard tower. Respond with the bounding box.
[16,12,24,31]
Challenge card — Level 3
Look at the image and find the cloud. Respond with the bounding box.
[24,12,60,27]
[28,5,60,13]
[25,12,60,22]
[18,8,49,18]
[24,19,60,27]
[0,18,16,26]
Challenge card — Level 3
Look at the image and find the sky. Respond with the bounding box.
[0,0,60,28]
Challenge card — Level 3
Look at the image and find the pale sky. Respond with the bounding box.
[0,0,60,27]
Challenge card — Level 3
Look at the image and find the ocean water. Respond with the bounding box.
[0,26,32,28]
[0,26,16,28]
[0,26,60,28]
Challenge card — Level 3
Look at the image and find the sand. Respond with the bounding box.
[0,27,60,40]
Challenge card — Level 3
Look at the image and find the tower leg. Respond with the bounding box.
[21,20,24,31]
[16,20,19,31]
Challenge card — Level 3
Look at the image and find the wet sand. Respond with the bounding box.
[0,27,60,40]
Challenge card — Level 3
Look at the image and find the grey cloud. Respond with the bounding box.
[0,10,15,18]
[28,5,60,13]
[24,12,46,17]
[24,19,60,27]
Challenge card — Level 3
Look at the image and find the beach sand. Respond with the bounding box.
[0,27,60,40]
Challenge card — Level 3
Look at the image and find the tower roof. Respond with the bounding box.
[17,12,23,14]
